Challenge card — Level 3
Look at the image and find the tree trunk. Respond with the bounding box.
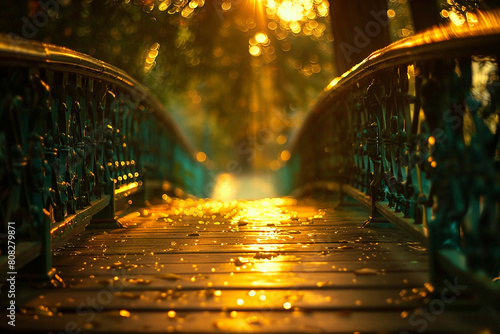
[329,0,391,76]
[409,0,442,32]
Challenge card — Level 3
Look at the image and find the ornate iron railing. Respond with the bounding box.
[0,35,207,281]
[281,11,500,309]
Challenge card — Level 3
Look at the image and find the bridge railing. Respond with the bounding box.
[0,35,207,281]
[281,11,500,309]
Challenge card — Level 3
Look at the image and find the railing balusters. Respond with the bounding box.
[0,35,207,282]
[282,11,500,310]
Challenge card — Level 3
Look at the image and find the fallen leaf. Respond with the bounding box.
[234,257,250,266]
[155,273,181,281]
[114,292,143,299]
[254,252,279,260]
[354,268,378,275]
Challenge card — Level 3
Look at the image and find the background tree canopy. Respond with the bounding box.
[0,0,496,172]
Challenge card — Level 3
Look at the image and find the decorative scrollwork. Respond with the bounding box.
[284,31,500,303]
[0,37,207,280]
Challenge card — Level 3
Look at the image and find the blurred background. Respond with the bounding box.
[0,0,495,198]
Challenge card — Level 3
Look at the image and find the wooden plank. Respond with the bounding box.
[55,257,428,275]
[20,288,435,311]
[53,239,428,255]
[6,198,492,333]
[67,236,419,248]
[53,252,427,267]
[50,196,111,249]
[72,230,409,243]
[56,263,428,277]
[52,271,430,290]
[85,227,402,236]
[1,310,497,333]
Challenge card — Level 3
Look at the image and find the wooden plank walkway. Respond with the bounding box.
[2,197,499,333]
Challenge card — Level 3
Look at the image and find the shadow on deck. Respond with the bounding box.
[1,195,498,333]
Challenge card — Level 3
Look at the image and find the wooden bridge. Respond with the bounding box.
[1,8,500,334]
[2,197,498,333]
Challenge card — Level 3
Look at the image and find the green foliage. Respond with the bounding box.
[438,0,500,25]
[0,0,334,169]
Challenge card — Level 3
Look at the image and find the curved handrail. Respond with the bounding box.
[0,34,198,158]
[289,10,500,152]
[0,34,207,281]
[283,9,500,310]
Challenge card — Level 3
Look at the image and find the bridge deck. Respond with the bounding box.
[2,196,498,333]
